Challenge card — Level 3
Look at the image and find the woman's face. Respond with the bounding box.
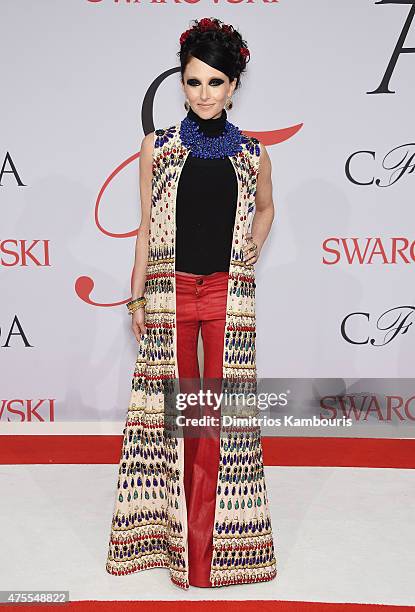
[182,56,236,120]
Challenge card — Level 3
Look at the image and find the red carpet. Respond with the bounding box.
[1,436,414,468]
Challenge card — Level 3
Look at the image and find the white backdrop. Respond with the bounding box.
[1,0,415,426]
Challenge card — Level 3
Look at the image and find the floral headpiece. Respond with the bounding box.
[179,18,250,60]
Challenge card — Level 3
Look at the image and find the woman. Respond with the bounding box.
[106,17,276,590]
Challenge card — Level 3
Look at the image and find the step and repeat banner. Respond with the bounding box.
[1,1,415,434]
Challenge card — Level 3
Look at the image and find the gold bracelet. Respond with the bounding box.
[127,297,146,315]
[128,304,145,315]
[127,303,145,315]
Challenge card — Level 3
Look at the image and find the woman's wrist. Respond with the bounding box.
[127,296,146,315]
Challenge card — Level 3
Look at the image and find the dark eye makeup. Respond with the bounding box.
[186,78,225,86]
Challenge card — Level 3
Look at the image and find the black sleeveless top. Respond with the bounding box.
[175,107,238,275]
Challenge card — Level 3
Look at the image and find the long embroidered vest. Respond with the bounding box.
[105,119,277,589]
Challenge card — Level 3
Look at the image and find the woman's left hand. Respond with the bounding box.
[242,233,260,266]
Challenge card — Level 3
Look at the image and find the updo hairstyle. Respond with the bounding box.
[177,17,251,92]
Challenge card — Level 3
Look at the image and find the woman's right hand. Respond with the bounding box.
[131,307,147,342]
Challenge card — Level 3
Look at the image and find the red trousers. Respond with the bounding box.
[175,270,229,587]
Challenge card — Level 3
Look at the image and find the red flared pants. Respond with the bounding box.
[175,270,229,587]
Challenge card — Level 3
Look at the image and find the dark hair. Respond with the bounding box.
[177,17,250,92]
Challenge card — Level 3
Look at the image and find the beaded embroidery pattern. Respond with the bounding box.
[179,114,248,159]
[105,119,277,590]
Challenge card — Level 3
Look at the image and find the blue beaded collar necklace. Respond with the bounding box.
[179,106,245,159]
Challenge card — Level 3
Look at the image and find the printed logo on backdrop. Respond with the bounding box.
[0,152,26,186]
[0,316,34,347]
[76,67,302,308]
[341,306,414,345]
[0,241,51,267]
[345,144,415,187]
[368,0,415,94]
[1,154,49,268]
[0,400,55,422]
[322,237,415,264]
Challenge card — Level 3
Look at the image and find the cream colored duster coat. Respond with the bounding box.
[106,120,277,590]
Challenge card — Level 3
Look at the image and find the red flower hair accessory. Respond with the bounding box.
[198,17,219,31]
[239,46,250,59]
[179,19,250,60]
[179,29,191,45]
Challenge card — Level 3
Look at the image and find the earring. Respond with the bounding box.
[184,100,190,111]
[225,98,233,111]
